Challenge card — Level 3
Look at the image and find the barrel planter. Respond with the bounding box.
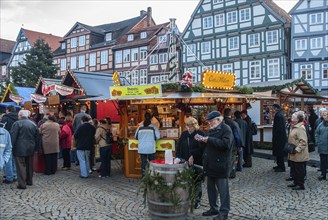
[147,161,190,219]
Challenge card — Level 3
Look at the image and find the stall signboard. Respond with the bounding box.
[24,101,32,110]
[109,84,162,99]
[9,94,24,103]
[128,139,175,151]
[48,95,60,105]
[202,70,235,90]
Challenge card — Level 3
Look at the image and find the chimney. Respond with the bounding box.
[147,7,152,27]
[140,10,147,16]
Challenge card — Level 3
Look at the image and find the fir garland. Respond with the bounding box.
[161,83,205,93]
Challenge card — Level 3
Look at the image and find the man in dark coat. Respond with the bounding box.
[272,104,287,172]
[10,110,40,189]
[1,105,18,184]
[195,111,233,220]
[234,111,247,171]
[241,110,254,167]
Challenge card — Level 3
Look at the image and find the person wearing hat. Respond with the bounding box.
[240,110,254,167]
[195,110,233,220]
[272,104,287,172]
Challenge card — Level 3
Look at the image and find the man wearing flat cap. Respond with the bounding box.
[195,110,233,220]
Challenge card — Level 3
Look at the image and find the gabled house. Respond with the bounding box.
[289,0,328,94]
[8,28,62,71]
[0,38,15,81]
[181,0,291,86]
[53,8,153,76]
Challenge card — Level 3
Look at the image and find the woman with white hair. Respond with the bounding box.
[287,111,309,190]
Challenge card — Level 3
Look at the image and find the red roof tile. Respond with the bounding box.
[0,38,16,53]
[22,28,63,51]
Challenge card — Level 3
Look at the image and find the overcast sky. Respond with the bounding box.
[0,0,298,41]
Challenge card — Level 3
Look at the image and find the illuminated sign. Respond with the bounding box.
[112,71,121,86]
[202,70,235,90]
[109,84,162,99]
[128,139,175,151]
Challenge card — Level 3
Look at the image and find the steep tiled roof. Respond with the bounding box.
[263,0,291,26]
[0,38,16,53]
[22,29,62,51]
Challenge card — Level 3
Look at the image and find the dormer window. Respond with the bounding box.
[140,32,147,39]
[61,42,66,50]
[105,33,112,41]
[128,34,134,41]
[158,35,167,43]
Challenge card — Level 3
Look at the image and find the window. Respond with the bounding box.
[158,35,167,43]
[250,61,261,79]
[61,42,66,50]
[203,16,213,29]
[213,0,223,4]
[322,63,328,79]
[140,47,147,61]
[127,34,134,41]
[123,49,130,62]
[201,41,210,54]
[105,33,112,41]
[149,54,158,64]
[89,53,96,66]
[249,33,260,47]
[189,68,197,83]
[268,58,279,78]
[70,57,77,69]
[70,38,77,48]
[311,37,322,49]
[300,64,312,79]
[215,13,225,27]
[310,13,323,24]
[60,58,66,71]
[79,55,85,68]
[131,70,139,85]
[100,50,108,64]
[159,53,168,64]
[267,30,278,45]
[79,36,85,46]
[131,48,138,62]
[140,32,147,39]
[151,76,160,83]
[124,71,131,84]
[187,44,196,56]
[222,64,233,73]
[160,75,168,82]
[295,39,307,50]
[240,8,250,22]
[1,66,6,76]
[229,37,239,50]
[140,69,147,85]
[227,11,237,24]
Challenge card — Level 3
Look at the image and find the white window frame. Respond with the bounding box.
[100,50,108,65]
[140,69,147,85]
[61,42,66,50]
[79,35,85,46]
[187,44,196,56]
[124,71,131,84]
[213,0,223,4]
[127,34,134,41]
[214,13,225,27]
[267,30,278,45]
[228,37,239,50]
[123,49,130,63]
[149,54,158,64]
[159,53,168,64]
[151,76,160,83]
[60,58,66,71]
[1,66,6,76]
[310,13,323,24]
[140,47,147,61]
[89,53,96,66]
[295,39,307,50]
[201,41,210,54]
[70,38,77,48]
[227,11,237,24]
[249,60,261,79]
[140,32,147,39]
[311,37,322,49]
[158,35,167,43]
[79,55,85,68]
[70,56,77,69]
[300,64,312,80]
[222,64,233,73]
[131,70,139,85]
[322,63,328,79]
[240,8,250,22]
[249,33,260,48]
[131,48,138,62]
[203,16,213,29]
[188,68,197,83]
[115,51,122,64]
[267,58,279,78]
[105,33,112,41]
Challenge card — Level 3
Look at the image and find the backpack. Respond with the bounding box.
[101,127,113,145]
[251,121,257,135]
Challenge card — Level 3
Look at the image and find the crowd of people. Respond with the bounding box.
[0,104,115,189]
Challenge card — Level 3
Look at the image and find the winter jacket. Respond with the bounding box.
[1,112,18,131]
[272,110,287,156]
[176,129,205,166]
[135,123,160,154]
[315,121,328,155]
[74,122,96,151]
[0,127,12,170]
[288,122,309,162]
[235,118,247,147]
[10,117,40,157]
[203,122,233,178]
[39,121,60,154]
[95,124,111,148]
[59,123,72,149]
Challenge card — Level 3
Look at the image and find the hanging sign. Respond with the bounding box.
[202,70,235,90]
[55,85,74,96]
[31,93,47,104]
[109,84,162,99]
[48,95,60,105]
[9,94,24,103]
[24,101,32,110]
[42,82,55,96]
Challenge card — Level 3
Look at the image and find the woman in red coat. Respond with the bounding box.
[59,119,72,170]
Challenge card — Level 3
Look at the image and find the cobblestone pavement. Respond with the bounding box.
[1,150,327,220]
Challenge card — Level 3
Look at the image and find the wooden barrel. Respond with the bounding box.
[147,161,189,219]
